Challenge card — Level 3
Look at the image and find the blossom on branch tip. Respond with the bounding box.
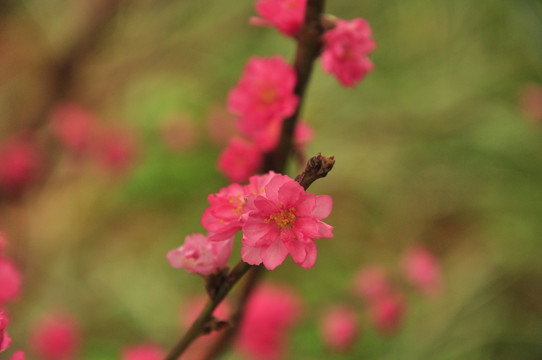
[167,234,233,276]
[251,0,306,37]
[217,137,262,182]
[241,173,333,270]
[322,18,376,87]
[228,56,298,141]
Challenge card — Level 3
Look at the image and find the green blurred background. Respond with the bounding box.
[1,0,542,359]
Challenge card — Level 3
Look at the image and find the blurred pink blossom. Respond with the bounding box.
[0,136,41,195]
[6,350,24,360]
[0,311,11,353]
[30,312,80,360]
[320,305,358,352]
[235,284,301,360]
[0,234,6,254]
[167,233,233,276]
[50,102,96,155]
[159,116,197,152]
[217,137,262,182]
[251,0,306,36]
[92,126,138,174]
[228,56,298,142]
[353,266,392,302]
[519,84,542,124]
[205,107,238,145]
[402,246,442,296]
[241,173,333,270]
[369,293,405,335]
[121,344,165,360]
[322,18,376,87]
[0,258,22,305]
[293,121,314,150]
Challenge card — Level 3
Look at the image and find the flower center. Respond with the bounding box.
[259,87,278,104]
[268,207,296,229]
[229,195,244,215]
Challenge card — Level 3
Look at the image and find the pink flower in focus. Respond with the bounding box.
[92,126,138,174]
[235,285,301,360]
[320,305,358,352]
[322,18,376,87]
[353,266,392,303]
[241,173,333,270]
[228,56,298,141]
[0,258,22,305]
[251,0,306,36]
[217,137,262,182]
[369,293,405,335]
[30,312,80,360]
[121,344,165,360]
[0,311,11,353]
[0,137,41,195]
[402,247,442,296]
[167,233,233,276]
[50,102,96,155]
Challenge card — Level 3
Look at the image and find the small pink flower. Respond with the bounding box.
[0,258,22,305]
[251,0,306,36]
[228,56,298,141]
[353,266,391,303]
[7,350,24,360]
[241,173,333,270]
[322,18,376,87]
[235,284,301,360]
[217,137,262,182]
[0,136,41,195]
[0,311,11,353]
[92,126,138,174]
[121,344,165,360]
[201,182,246,242]
[369,293,405,335]
[402,247,442,296]
[50,102,96,155]
[167,234,233,276]
[30,312,80,360]
[320,305,358,352]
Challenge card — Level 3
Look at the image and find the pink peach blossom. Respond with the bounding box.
[121,344,165,360]
[369,293,405,335]
[241,173,333,270]
[228,56,298,141]
[92,126,138,174]
[251,0,306,36]
[50,102,96,155]
[0,136,41,195]
[30,312,80,360]
[402,247,442,296]
[320,305,359,352]
[322,18,376,87]
[0,258,22,305]
[201,182,246,242]
[167,233,233,276]
[235,284,301,360]
[217,137,262,182]
[353,266,392,303]
[0,311,11,353]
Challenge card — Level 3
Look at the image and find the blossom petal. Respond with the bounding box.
[317,221,334,238]
[261,240,289,270]
[294,193,315,216]
[254,196,280,215]
[278,179,303,206]
[241,245,263,265]
[299,241,317,269]
[312,195,333,219]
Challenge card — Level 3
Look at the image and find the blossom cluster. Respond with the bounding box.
[168,171,333,273]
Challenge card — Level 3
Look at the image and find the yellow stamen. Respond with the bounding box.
[268,207,296,229]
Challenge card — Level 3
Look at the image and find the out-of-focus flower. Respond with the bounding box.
[7,350,24,360]
[30,312,80,360]
[241,173,333,270]
[320,305,358,352]
[0,311,11,353]
[519,84,542,125]
[353,266,391,303]
[217,137,262,182]
[0,234,6,254]
[167,234,233,276]
[0,258,22,305]
[205,107,238,146]
[0,136,41,195]
[50,102,96,155]
[92,126,138,174]
[322,18,376,87]
[228,56,298,141]
[251,0,306,37]
[159,115,197,152]
[293,121,314,150]
[368,293,405,335]
[121,344,165,360]
[402,246,442,296]
[235,284,301,360]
